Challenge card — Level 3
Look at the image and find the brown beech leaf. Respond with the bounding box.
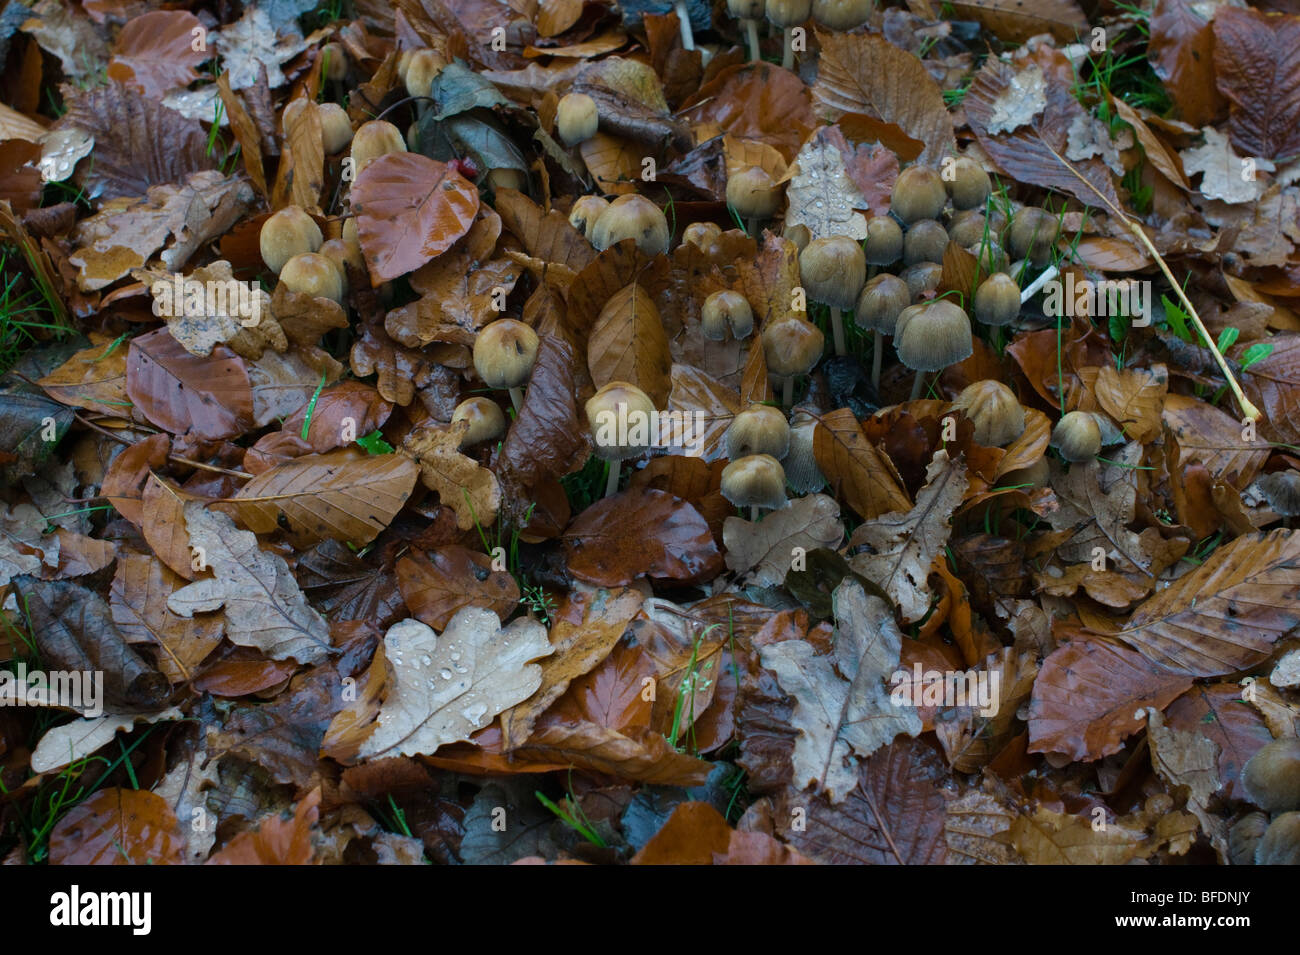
[142,474,198,579]
[563,487,723,586]
[232,450,418,546]
[38,335,134,419]
[667,364,741,462]
[402,419,501,531]
[630,801,732,865]
[993,408,1050,480]
[297,539,405,628]
[678,62,815,162]
[1114,529,1300,677]
[1165,684,1273,801]
[1212,7,1300,162]
[578,132,641,195]
[935,648,1040,773]
[587,282,672,407]
[946,0,1088,44]
[1148,0,1226,128]
[102,433,170,527]
[207,788,321,865]
[352,153,480,284]
[1027,637,1192,762]
[813,408,912,521]
[126,328,253,441]
[386,252,521,347]
[282,380,392,453]
[847,450,967,623]
[396,545,520,631]
[1161,393,1269,489]
[811,32,955,167]
[944,789,1022,864]
[1242,333,1300,445]
[1094,363,1167,443]
[724,493,843,587]
[106,10,206,99]
[515,722,714,786]
[493,188,595,274]
[358,610,552,759]
[49,789,184,865]
[759,580,922,803]
[110,553,222,684]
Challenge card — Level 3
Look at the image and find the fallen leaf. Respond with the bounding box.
[724,493,843,587]
[48,789,184,865]
[402,419,501,531]
[813,408,912,521]
[396,545,520,631]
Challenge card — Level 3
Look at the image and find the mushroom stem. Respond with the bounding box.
[508,386,524,413]
[830,306,846,356]
[745,19,761,61]
[871,330,884,391]
[605,459,621,497]
[782,376,794,407]
[747,216,759,237]
[675,0,696,50]
[782,29,795,70]
[750,505,760,522]
[910,372,927,401]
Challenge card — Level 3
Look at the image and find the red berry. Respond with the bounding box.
[450,157,479,180]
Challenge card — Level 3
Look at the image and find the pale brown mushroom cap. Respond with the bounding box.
[783,409,826,493]
[590,194,670,256]
[953,379,1025,447]
[727,166,781,220]
[973,272,1021,327]
[320,43,348,82]
[585,381,657,460]
[946,156,992,210]
[1008,206,1058,263]
[899,262,943,301]
[1051,410,1101,463]
[762,318,824,377]
[474,319,540,390]
[701,290,754,341]
[902,219,948,267]
[812,0,872,30]
[319,103,354,155]
[891,165,947,224]
[947,209,987,248]
[405,49,447,99]
[568,196,610,239]
[895,299,973,373]
[1256,812,1300,865]
[318,239,359,293]
[721,454,788,510]
[682,222,722,251]
[279,252,344,304]
[259,206,323,275]
[1258,470,1300,517]
[557,92,599,146]
[726,404,790,460]
[351,120,407,176]
[800,236,867,309]
[1242,738,1300,813]
[784,222,811,251]
[766,0,813,27]
[854,273,910,334]
[452,397,508,447]
[863,215,903,265]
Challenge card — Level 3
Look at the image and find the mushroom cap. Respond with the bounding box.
[590,194,670,256]
[320,43,348,82]
[474,318,540,389]
[1242,738,1300,813]
[259,206,323,275]
[727,0,765,16]
[812,0,873,30]
[762,317,825,377]
[452,397,507,447]
[895,299,973,372]
[557,92,599,146]
[953,379,1025,447]
[319,103,354,155]
[766,0,813,27]
[279,252,344,304]
[318,239,359,292]
[1257,471,1300,517]
[682,222,722,252]
[946,156,992,210]
[568,196,609,239]
[899,261,943,301]
[1008,206,1058,263]
[947,209,988,248]
[854,273,910,333]
[351,120,407,176]
[721,454,788,510]
[727,165,781,220]
[863,215,903,265]
[585,381,657,460]
[967,237,1007,275]
[973,272,1021,326]
[1051,410,1101,463]
[701,290,754,341]
[800,236,867,308]
[784,222,811,251]
[891,165,947,224]
[726,404,791,460]
[1228,812,1270,867]
[1256,812,1300,865]
[902,219,948,267]
[405,49,446,98]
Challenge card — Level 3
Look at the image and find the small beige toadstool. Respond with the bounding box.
[351,120,407,177]
[727,166,782,237]
[1051,410,1101,463]
[585,381,657,496]
[452,397,507,448]
[973,272,1021,327]
[952,380,1025,447]
[590,194,670,256]
[279,252,345,304]
[800,236,866,356]
[701,290,754,341]
[726,403,790,460]
[722,453,788,521]
[568,196,610,239]
[474,318,540,412]
[259,206,323,275]
[557,92,599,146]
[891,165,947,224]
[895,298,973,399]
[856,273,910,390]
[763,317,824,407]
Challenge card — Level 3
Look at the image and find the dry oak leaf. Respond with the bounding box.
[813,408,912,522]
[1180,127,1272,204]
[943,789,1022,865]
[759,579,922,804]
[1113,528,1300,678]
[396,545,521,632]
[934,648,1039,774]
[232,450,419,546]
[135,260,279,359]
[207,788,322,865]
[1146,707,1228,860]
[48,788,184,865]
[667,364,742,462]
[1027,637,1192,762]
[168,503,331,664]
[358,610,552,759]
[402,419,501,532]
[31,709,184,775]
[352,153,480,285]
[785,126,869,241]
[724,493,843,588]
[847,450,968,623]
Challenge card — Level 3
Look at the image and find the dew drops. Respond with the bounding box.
[439,668,452,680]
[420,654,432,667]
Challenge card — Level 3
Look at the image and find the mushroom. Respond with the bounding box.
[585,381,657,496]
[1228,813,1269,867]
[799,235,865,356]
[350,120,407,177]
[1256,812,1300,865]
[855,272,909,390]
[967,237,1007,276]
[1008,206,1059,265]
[1256,471,1300,526]
[568,196,609,239]
[451,397,507,448]
[474,318,540,412]
[1242,739,1300,813]
[1051,410,1101,463]
[891,165,947,225]
[947,209,987,248]
[899,262,943,301]
[721,453,788,521]
[784,222,811,251]
[701,290,754,341]
[318,238,361,293]
[727,166,782,237]
[682,221,722,252]
[763,316,824,406]
[590,194,670,256]
[783,408,826,493]
[952,380,1025,447]
[767,0,813,71]
[318,103,354,154]
[973,272,1021,327]
[894,298,973,399]
[259,206,323,275]
[405,49,446,124]
[727,0,766,61]
[726,403,790,459]
[812,0,873,30]
[557,92,599,146]
[320,42,348,83]
[279,252,345,305]
[902,219,948,267]
[863,215,903,270]
[945,156,991,211]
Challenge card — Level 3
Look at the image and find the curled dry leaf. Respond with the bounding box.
[402,419,501,532]
[207,788,322,865]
